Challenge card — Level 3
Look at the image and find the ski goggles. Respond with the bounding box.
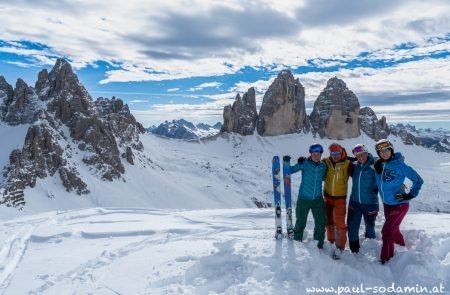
[375,141,391,151]
[352,145,367,156]
[309,144,323,153]
[330,151,342,156]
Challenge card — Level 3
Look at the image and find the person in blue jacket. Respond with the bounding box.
[374,139,424,263]
[347,144,379,253]
[283,143,328,249]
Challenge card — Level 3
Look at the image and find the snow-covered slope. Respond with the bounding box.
[1,127,449,216]
[0,208,448,294]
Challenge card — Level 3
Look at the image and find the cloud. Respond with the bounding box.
[130,56,450,126]
[1,0,450,129]
[128,99,148,104]
[189,82,222,91]
[129,4,300,61]
[6,61,38,68]
[1,0,448,83]
[295,0,408,27]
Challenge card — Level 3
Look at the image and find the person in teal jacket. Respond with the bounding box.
[283,143,328,248]
[347,144,379,253]
[374,139,424,263]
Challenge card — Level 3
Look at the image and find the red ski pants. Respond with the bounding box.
[325,196,347,249]
[381,203,409,262]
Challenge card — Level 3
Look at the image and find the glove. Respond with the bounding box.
[283,155,291,162]
[395,193,415,201]
[297,156,306,165]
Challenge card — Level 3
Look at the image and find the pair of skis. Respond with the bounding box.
[272,156,294,240]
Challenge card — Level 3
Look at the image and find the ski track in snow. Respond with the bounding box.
[0,208,448,295]
[0,225,35,293]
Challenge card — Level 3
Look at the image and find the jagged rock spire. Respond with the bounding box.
[256,70,308,136]
[359,107,390,140]
[0,58,145,209]
[222,87,258,135]
[310,76,360,139]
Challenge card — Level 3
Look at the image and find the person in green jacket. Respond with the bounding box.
[283,143,328,248]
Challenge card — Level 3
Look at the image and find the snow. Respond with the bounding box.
[0,129,449,293]
[0,123,29,185]
[0,208,448,294]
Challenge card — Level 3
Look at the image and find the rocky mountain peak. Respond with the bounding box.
[326,76,347,88]
[277,69,295,81]
[15,78,28,89]
[0,59,146,209]
[0,77,39,125]
[222,87,258,135]
[358,107,390,141]
[0,76,14,119]
[256,69,308,136]
[310,76,360,139]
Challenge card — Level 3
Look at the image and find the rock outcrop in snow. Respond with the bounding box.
[359,107,390,141]
[222,87,258,135]
[257,70,308,136]
[310,77,360,139]
[0,58,145,209]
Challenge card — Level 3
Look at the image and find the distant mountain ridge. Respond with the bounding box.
[149,119,222,139]
[390,123,450,153]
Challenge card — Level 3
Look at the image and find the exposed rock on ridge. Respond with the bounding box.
[359,107,390,141]
[256,70,308,136]
[0,58,145,209]
[222,87,258,135]
[310,77,360,139]
[1,78,40,125]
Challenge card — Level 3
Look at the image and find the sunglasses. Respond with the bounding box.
[375,142,391,151]
[378,146,391,152]
[330,151,342,156]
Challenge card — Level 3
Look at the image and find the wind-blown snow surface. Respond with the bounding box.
[1,124,450,293]
[0,208,449,294]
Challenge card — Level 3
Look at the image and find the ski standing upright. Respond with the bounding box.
[283,158,294,239]
[272,156,283,239]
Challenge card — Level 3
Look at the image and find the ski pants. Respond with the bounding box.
[293,198,325,246]
[324,195,347,250]
[347,200,379,242]
[380,203,409,262]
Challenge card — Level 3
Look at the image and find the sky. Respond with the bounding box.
[0,0,449,128]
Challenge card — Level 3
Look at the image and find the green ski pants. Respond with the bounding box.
[293,198,326,246]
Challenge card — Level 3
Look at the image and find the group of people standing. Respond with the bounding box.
[283,139,423,263]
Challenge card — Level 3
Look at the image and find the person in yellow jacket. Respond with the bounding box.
[323,143,353,259]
